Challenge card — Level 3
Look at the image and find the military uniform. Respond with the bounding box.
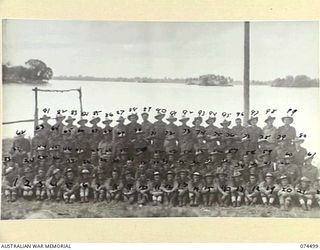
[88,117,103,150]
[176,169,190,206]
[164,116,179,154]
[313,177,320,208]
[51,114,66,136]
[259,173,278,206]
[201,172,217,206]
[161,171,178,205]
[205,117,220,153]
[91,167,108,202]
[278,115,296,138]
[188,172,203,206]
[292,144,307,167]
[62,116,78,139]
[122,171,137,204]
[245,117,263,151]
[151,113,167,152]
[2,163,19,202]
[262,116,277,144]
[149,172,163,205]
[277,175,295,210]
[38,114,52,138]
[216,170,232,207]
[230,172,245,207]
[46,168,64,201]
[106,170,123,202]
[301,163,319,183]
[33,168,47,200]
[112,116,129,157]
[62,168,79,203]
[136,173,151,206]
[98,117,113,156]
[19,166,35,200]
[10,134,31,168]
[295,177,315,210]
[244,174,260,205]
[178,116,193,153]
[141,112,153,139]
[218,120,234,151]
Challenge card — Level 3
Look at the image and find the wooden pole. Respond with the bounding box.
[33,87,39,134]
[79,87,83,119]
[243,21,250,126]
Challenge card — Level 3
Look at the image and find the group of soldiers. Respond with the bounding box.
[2,111,320,211]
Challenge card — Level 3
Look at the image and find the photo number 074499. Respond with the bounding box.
[1,20,319,220]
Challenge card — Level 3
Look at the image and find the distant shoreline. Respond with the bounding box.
[52,77,319,88]
[3,77,319,88]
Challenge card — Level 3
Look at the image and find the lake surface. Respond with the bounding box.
[2,80,320,164]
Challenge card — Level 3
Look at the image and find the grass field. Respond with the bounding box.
[2,199,320,220]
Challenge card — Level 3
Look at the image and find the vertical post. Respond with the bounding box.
[243,21,250,126]
[79,87,83,119]
[34,87,39,134]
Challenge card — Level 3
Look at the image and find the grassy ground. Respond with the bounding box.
[2,199,320,220]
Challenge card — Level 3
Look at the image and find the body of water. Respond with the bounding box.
[2,80,320,163]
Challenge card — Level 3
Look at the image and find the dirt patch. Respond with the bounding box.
[2,199,320,220]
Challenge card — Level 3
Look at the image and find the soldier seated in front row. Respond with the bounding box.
[295,176,315,211]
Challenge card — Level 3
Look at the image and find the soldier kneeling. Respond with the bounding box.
[201,172,217,206]
[20,166,35,200]
[2,163,19,202]
[230,172,245,207]
[150,171,163,206]
[106,169,123,203]
[216,171,231,207]
[314,177,320,208]
[136,172,151,206]
[277,175,295,211]
[295,176,315,211]
[188,172,203,207]
[79,168,92,203]
[92,168,107,202]
[33,168,46,200]
[63,168,79,204]
[244,174,260,206]
[259,172,278,206]
[176,169,189,207]
[122,170,136,204]
[161,171,178,206]
[46,168,64,201]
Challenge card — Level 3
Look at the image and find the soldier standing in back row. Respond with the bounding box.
[262,116,277,145]
[178,115,193,154]
[164,115,179,154]
[63,116,77,139]
[38,114,52,138]
[112,116,128,158]
[191,116,205,141]
[51,114,66,136]
[88,116,103,151]
[245,117,263,152]
[205,117,220,153]
[126,113,142,142]
[98,117,113,156]
[277,116,296,143]
[219,119,233,151]
[151,112,167,153]
[140,112,153,139]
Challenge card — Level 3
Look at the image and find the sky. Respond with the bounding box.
[2,20,319,81]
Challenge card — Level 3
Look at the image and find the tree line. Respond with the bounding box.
[3,59,53,84]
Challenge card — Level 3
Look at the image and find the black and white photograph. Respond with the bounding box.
[2,19,319,220]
